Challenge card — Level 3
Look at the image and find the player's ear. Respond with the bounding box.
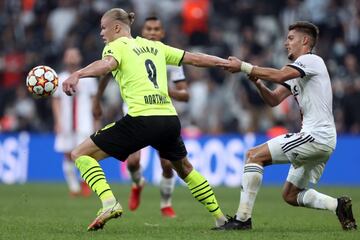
[114,23,122,33]
[160,29,165,39]
[302,35,310,46]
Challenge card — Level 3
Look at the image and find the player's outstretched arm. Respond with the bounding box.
[62,56,117,96]
[218,56,301,84]
[182,52,228,68]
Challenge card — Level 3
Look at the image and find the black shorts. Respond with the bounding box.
[90,115,187,161]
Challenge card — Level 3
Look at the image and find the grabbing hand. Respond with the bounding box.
[248,74,258,82]
[62,72,80,96]
[216,56,242,73]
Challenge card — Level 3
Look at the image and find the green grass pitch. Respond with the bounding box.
[0,183,358,240]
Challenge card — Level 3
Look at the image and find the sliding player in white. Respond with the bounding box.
[217,21,357,231]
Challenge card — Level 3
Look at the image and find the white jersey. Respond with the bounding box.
[122,65,186,113]
[285,53,336,149]
[53,71,98,152]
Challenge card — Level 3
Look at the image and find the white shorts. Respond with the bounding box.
[54,132,90,153]
[267,132,333,189]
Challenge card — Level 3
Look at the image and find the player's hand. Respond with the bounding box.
[248,75,258,82]
[92,97,103,119]
[62,72,80,96]
[248,75,262,86]
[217,56,242,73]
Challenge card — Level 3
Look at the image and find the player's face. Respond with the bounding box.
[100,16,117,44]
[285,29,303,61]
[141,20,165,41]
[64,48,82,68]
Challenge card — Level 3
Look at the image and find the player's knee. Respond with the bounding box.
[282,191,298,206]
[70,147,81,161]
[246,148,260,164]
[172,157,193,179]
[127,160,140,172]
[161,160,174,178]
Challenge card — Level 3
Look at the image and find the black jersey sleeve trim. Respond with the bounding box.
[178,51,186,66]
[287,64,305,78]
[172,79,186,83]
[281,82,291,91]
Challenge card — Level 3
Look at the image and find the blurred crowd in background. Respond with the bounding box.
[1,0,360,135]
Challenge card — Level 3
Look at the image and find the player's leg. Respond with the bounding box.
[71,137,122,231]
[55,133,81,196]
[159,157,176,217]
[170,157,226,227]
[127,150,145,211]
[285,163,357,230]
[76,133,92,197]
[62,152,81,196]
[152,115,226,227]
[276,133,356,230]
[217,142,271,230]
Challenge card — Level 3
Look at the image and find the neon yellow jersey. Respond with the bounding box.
[102,36,185,116]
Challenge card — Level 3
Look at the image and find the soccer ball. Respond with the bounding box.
[26,65,58,97]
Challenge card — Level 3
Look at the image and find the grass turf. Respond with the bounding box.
[0,184,358,240]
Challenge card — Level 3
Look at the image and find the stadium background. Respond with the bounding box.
[0,0,359,186]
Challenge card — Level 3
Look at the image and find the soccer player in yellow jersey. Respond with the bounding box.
[62,8,228,231]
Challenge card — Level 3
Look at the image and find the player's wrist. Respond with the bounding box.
[240,61,254,74]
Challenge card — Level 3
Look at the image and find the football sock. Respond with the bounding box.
[62,158,80,193]
[75,155,116,208]
[129,168,142,186]
[236,163,264,221]
[184,169,226,224]
[297,188,337,213]
[160,176,175,208]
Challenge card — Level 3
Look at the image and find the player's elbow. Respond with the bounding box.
[103,61,115,73]
[268,96,282,107]
[183,52,203,67]
[267,101,278,107]
[190,55,203,67]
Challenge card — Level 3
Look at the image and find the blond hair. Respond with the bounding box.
[103,8,135,26]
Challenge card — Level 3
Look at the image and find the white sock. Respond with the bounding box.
[102,196,118,209]
[297,189,338,213]
[129,168,142,186]
[160,176,175,208]
[62,158,80,193]
[236,163,264,221]
[215,215,227,227]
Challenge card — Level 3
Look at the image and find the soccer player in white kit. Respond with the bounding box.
[52,47,98,197]
[93,17,189,218]
[217,21,357,230]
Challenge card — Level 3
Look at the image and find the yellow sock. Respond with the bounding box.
[75,155,114,201]
[184,169,224,219]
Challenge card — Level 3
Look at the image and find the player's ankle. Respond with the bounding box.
[102,197,117,209]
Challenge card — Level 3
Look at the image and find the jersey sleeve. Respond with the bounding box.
[102,40,123,66]
[287,54,318,78]
[159,42,185,66]
[53,74,64,97]
[168,65,186,82]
